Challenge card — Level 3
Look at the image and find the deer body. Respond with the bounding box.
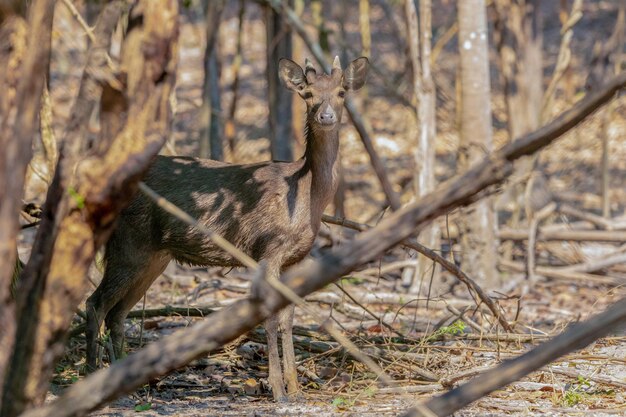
[85,57,368,401]
[139,154,334,268]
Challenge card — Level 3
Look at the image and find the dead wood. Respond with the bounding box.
[557,204,616,229]
[499,228,626,242]
[20,72,626,417]
[562,250,626,274]
[333,283,405,338]
[527,201,557,284]
[0,0,56,412]
[376,384,442,395]
[2,1,178,414]
[69,306,217,338]
[400,294,626,417]
[546,365,626,390]
[499,259,625,286]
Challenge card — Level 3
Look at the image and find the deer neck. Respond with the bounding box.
[301,119,340,216]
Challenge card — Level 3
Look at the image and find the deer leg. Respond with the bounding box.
[104,252,170,361]
[279,304,299,397]
[85,287,120,373]
[265,313,287,401]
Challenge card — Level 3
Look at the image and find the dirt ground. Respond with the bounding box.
[22,1,626,416]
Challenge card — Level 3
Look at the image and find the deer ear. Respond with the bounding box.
[279,58,307,92]
[343,57,369,91]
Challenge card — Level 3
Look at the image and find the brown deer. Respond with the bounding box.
[85,56,368,401]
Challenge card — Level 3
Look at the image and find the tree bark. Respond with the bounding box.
[199,0,225,160]
[0,1,56,410]
[1,1,179,414]
[494,0,544,262]
[266,3,293,161]
[403,0,440,295]
[457,0,498,287]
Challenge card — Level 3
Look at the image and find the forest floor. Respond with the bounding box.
[21,1,626,416]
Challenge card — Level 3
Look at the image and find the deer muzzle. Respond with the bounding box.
[316,102,337,126]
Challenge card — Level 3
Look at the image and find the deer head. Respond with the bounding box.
[279,56,369,131]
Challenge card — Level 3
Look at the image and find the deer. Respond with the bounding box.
[85,56,369,401]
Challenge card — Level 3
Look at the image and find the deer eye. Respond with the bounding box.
[302,92,313,99]
[338,90,346,98]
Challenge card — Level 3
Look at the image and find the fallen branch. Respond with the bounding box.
[500,259,625,286]
[561,249,626,274]
[547,366,626,390]
[22,72,626,417]
[400,294,626,417]
[499,228,626,242]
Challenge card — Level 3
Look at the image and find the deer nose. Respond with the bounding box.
[317,103,337,125]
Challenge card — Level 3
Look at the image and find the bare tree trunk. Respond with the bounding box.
[201,47,223,160]
[495,0,543,142]
[457,0,498,287]
[266,4,292,161]
[0,2,55,408]
[199,0,225,160]
[290,0,306,160]
[494,0,543,264]
[225,0,245,160]
[1,1,178,414]
[358,0,371,93]
[590,4,625,218]
[332,1,349,217]
[403,0,440,295]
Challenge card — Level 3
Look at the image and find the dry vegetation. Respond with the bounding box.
[7,0,626,416]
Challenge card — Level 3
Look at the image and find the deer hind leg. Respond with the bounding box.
[104,252,170,361]
[279,304,299,397]
[85,279,123,373]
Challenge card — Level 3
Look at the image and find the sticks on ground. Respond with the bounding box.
[400,294,626,417]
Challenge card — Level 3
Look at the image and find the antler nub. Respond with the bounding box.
[305,57,316,83]
[331,55,342,79]
[333,55,341,70]
[305,58,316,73]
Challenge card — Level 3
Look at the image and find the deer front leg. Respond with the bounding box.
[265,314,287,401]
[279,304,300,397]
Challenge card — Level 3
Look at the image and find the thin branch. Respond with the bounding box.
[61,0,96,43]
[541,0,583,120]
[322,214,512,332]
